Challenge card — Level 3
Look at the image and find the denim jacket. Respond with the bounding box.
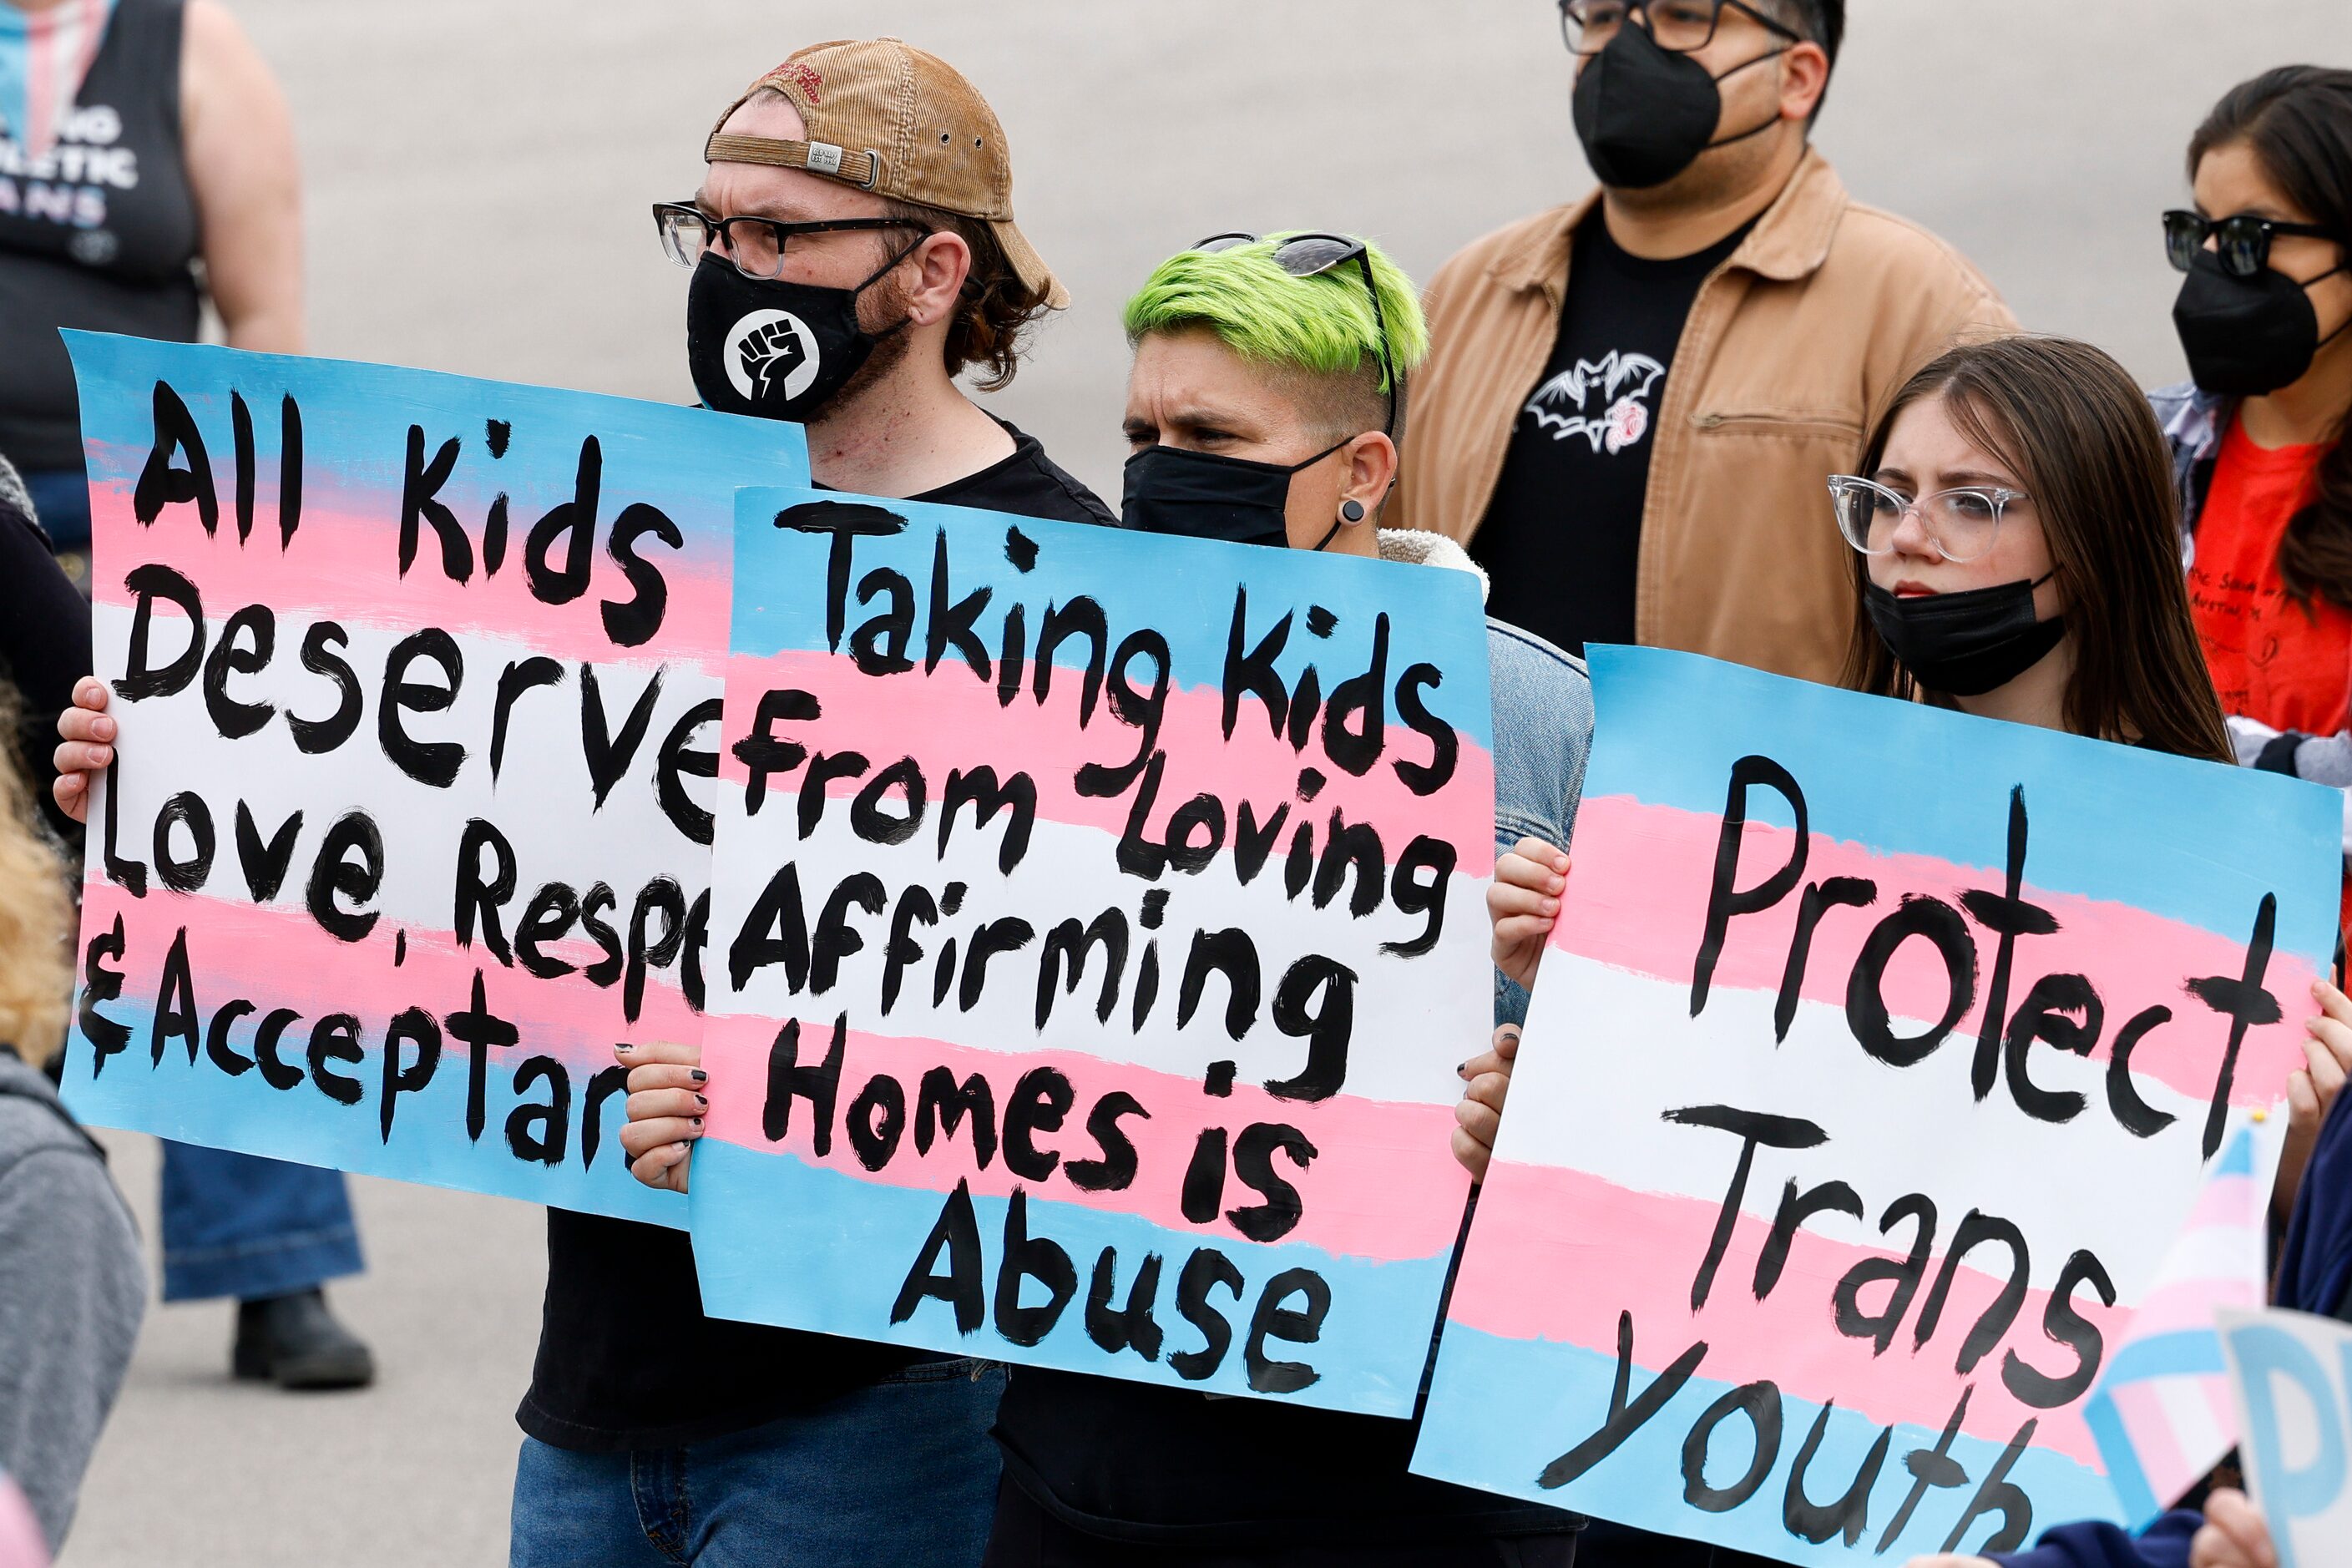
[1376,531,1594,1030]
[2150,379,2228,556]
[2151,382,2352,856]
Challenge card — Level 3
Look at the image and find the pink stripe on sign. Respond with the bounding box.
[85,879,697,1074]
[718,650,1495,868]
[89,483,731,673]
[2181,1173,2264,1234]
[1447,1159,2118,1466]
[2111,1379,2198,1500]
[2123,1275,2263,1343]
[1553,797,2316,1111]
[697,1013,1470,1265]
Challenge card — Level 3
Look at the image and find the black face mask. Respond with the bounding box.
[1571,23,1785,190]
[685,246,914,422]
[2172,247,2349,398]
[1121,440,1351,549]
[1863,573,2065,698]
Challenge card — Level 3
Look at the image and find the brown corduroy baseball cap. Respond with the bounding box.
[706,38,1067,311]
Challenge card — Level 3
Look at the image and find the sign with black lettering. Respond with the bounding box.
[1413,646,2340,1563]
[62,333,807,1222]
[686,487,1495,1413]
[2219,1306,2352,1565]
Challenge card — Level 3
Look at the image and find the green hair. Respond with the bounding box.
[1122,233,1429,397]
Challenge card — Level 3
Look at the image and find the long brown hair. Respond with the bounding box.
[1839,336,2234,763]
[2188,66,2352,611]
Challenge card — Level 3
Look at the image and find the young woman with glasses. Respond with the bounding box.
[2153,67,2352,939]
[1477,335,2352,1568]
[1838,338,2352,1246]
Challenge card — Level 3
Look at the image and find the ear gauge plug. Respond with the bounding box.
[1340,498,1367,524]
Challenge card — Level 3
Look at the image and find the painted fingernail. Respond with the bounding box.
[694,1094,708,1108]
[615,1043,633,1056]
[690,1116,704,1128]
[1456,1060,1468,1075]
[690,1069,708,1083]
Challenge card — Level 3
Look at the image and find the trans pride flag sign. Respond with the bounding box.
[688,487,1495,1412]
[62,334,807,1223]
[2081,1116,2279,1525]
[1414,647,2340,1563]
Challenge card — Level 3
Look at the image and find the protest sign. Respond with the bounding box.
[2081,1117,2278,1525]
[686,487,1494,1412]
[62,332,808,1224]
[2219,1307,2352,1568]
[1414,646,2339,1563]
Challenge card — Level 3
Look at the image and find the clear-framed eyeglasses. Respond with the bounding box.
[1827,474,2029,564]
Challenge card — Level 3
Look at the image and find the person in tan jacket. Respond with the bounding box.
[1399,0,2016,684]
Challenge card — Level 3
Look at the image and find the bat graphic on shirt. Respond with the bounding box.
[1524,351,1668,454]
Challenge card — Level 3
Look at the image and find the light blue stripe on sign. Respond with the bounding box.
[1581,645,2340,958]
[690,1139,1453,1416]
[729,485,1498,756]
[1413,1324,2122,1564]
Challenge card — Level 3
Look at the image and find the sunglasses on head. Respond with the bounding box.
[1192,232,1398,436]
[2163,208,2341,280]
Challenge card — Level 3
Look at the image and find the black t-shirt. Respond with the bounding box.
[988,1196,1580,1550]
[1471,215,1753,656]
[0,476,93,845]
[519,417,1116,1453]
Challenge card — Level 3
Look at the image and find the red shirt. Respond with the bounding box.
[2188,420,2345,737]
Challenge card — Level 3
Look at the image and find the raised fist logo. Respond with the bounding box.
[739,318,807,397]
[721,309,821,404]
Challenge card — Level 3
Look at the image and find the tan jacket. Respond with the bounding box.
[1395,150,2016,684]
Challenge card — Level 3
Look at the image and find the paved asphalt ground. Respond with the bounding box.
[59,3,2352,1564]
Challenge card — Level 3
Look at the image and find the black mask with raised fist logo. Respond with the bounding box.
[685,246,914,422]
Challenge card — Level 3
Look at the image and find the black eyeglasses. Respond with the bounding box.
[652,202,928,281]
[1193,232,1399,436]
[1559,0,1800,57]
[2163,208,2341,280]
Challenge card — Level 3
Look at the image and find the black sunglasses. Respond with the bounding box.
[651,202,928,280]
[2163,208,2341,280]
[1193,232,1399,436]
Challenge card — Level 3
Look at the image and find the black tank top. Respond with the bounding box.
[0,0,201,473]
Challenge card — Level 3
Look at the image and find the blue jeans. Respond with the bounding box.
[159,1141,364,1302]
[510,1358,1007,1568]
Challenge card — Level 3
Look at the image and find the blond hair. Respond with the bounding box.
[0,692,72,1069]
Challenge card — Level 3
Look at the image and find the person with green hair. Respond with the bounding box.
[979,232,1596,1566]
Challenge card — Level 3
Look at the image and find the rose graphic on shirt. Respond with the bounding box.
[1524,351,1667,455]
[1603,395,1649,453]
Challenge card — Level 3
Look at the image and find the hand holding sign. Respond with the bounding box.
[685,484,1498,1413]
[2219,1308,2352,1568]
[2190,1492,2280,1568]
[1415,647,2341,1565]
[2279,980,2352,1222]
[615,1038,706,1194]
[1489,837,1569,990]
[50,676,115,823]
[59,333,809,1221]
